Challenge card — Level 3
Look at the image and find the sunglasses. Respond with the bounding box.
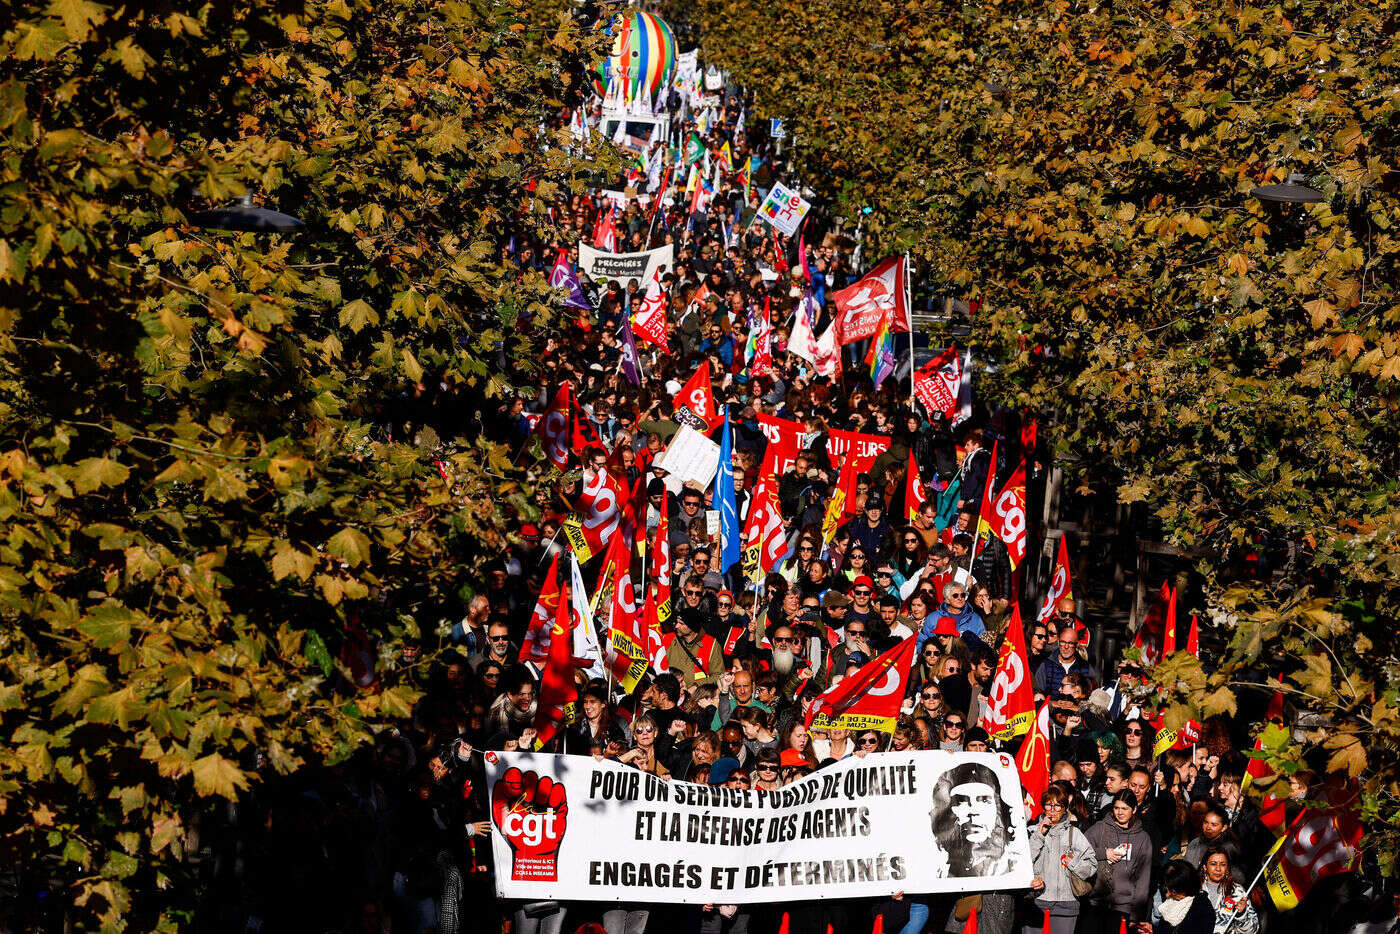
[846,630,865,638]
[945,721,965,729]
[799,545,815,553]
[756,764,778,772]
[718,602,732,609]
[774,637,798,645]
[488,636,510,643]
[634,727,656,736]
[945,665,961,673]
[859,737,879,746]
[922,691,941,700]
[948,593,966,600]
[853,589,872,596]
[1125,728,1143,735]
[876,571,892,577]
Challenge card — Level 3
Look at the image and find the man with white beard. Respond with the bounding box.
[769,623,827,703]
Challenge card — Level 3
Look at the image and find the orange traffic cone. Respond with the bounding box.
[872,914,884,934]
[962,908,977,934]
[1042,908,1052,934]
[778,913,789,934]
[1118,918,1129,934]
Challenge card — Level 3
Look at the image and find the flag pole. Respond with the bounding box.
[904,252,916,415]
[1221,809,1306,932]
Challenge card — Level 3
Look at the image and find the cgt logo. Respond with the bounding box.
[491,767,569,882]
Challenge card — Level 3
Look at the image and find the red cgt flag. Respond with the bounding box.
[1037,535,1074,622]
[981,604,1036,741]
[1264,780,1363,910]
[806,634,917,733]
[532,564,578,748]
[905,449,928,520]
[1017,700,1054,818]
[740,469,787,582]
[987,459,1028,569]
[673,360,721,430]
[563,465,627,562]
[535,383,573,468]
[520,552,563,664]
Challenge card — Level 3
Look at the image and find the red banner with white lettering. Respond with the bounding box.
[673,360,720,431]
[755,413,804,479]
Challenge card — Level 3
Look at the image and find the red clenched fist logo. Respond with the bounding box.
[491,767,568,882]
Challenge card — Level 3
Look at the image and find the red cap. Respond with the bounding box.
[520,524,540,539]
[851,575,874,591]
[933,615,960,637]
[780,749,811,769]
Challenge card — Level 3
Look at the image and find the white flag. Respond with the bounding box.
[571,553,607,680]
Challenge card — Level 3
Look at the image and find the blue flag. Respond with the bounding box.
[716,409,741,573]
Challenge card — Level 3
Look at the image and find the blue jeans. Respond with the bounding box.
[898,900,930,934]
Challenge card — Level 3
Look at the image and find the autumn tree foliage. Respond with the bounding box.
[681,0,1400,862]
[0,0,607,926]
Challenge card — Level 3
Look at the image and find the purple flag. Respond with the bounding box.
[549,251,591,311]
[619,319,642,386]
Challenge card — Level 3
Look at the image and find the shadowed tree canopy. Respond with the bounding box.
[0,0,612,926]
[677,0,1400,864]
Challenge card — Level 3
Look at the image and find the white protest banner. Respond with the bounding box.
[756,181,811,237]
[579,243,675,287]
[676,49,699,78]
[654,424,721,495]
[486,750,1033,903]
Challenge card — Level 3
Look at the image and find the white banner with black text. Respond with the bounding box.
[486,750,1032,903]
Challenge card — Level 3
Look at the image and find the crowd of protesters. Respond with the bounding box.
[218,71,1395,934]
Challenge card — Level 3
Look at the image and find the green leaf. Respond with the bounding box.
[327,527,371,566]
[46,0,108,41]
[271,542,317,581]
[77,604,137,648]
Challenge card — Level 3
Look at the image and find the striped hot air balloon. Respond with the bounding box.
[594,9,677,106]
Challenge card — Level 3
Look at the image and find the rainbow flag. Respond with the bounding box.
[865,309,896,389]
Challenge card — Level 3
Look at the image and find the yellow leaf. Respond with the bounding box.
[47,0,108,41]
[327,527,371,566]
[1324,733,1366,777]
[1303,297,1336,328]
[190,753,251,800]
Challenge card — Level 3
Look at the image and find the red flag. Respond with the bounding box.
[1152,718,1203,757]
[755,413,804,478]
[532,568,578,747]
[520,552,563,664]
[651,508,672,626]
[631,265,669,349]
[987,459,1028,569]
[563,466,626,561]
[980,605,1036,740]
[832,256,909,345]
[1186,613,1200,657]
[535,383,573,468]
[1017,700,1053,818]
[1037,536,1073,622]
[913,347,962,420]
[740,469,787,581]
[1245,676,1286,801]
[826,429,891,517]
[602,535,648,694]
[974,440,1000,542]
[674,360,721,430]
[807,634,917,733]
[905,449,928,520]
[1265,781,1363,909]
[592,204,618,251]
[1021,415,1037,454]
[1163,583,1178,656]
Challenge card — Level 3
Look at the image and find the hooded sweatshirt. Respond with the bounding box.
[1085,814,1154,915]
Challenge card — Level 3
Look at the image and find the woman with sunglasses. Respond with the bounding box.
[1118,717,1155,770]
[751,749,783,791]
[915,680,947,724]
[893,530,927,582]
[937,714,966,751]
[913,645,943,692]
[841,546,871,587]
[618,713,669,777]
[854,731,884,756]
[1026,785,1099,934]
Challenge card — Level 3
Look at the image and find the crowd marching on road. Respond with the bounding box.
[220,59,1389,934]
